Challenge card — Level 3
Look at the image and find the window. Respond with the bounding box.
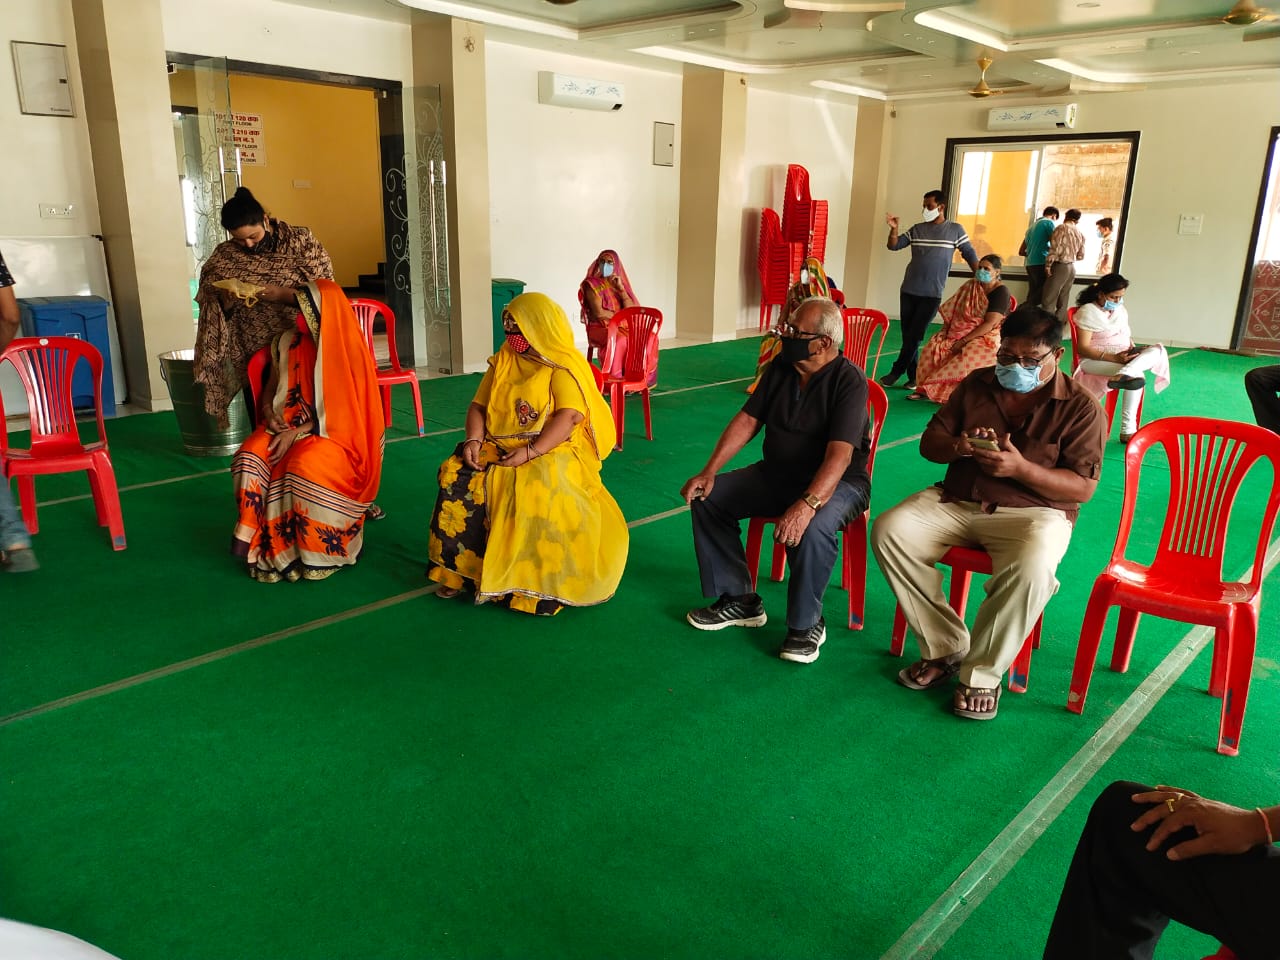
[941,132,1140,278]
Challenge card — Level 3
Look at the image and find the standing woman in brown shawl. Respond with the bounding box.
[193,187,334,423]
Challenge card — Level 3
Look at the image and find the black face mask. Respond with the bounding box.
[780,335,818,364]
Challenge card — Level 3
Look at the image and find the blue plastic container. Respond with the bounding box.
[17,296,116,416]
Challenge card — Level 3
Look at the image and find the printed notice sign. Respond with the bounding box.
[216,112,266,166]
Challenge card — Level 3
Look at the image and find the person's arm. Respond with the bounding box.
[680,411,761,503]
[953,309,1004,354]
[956,237,979,274]
[614,279,636,309]
[1076,324,1136,364]
[499,407,583,467]
[460,401,487,469]
[772,439,855,546]
[302,230,335,281]
[1129,786,1280,861]
[968,435,1099,503]
[1018,236,1029,258]
[582,283,610,324]
[0,284,20,352]
[886,216,909,251]
[921,419,977,463]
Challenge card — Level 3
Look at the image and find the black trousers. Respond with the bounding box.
[690,463,869,631]
[1043,780,1280,960]
[887,292,942,383]
[1026,264,1048,308]
[1245,365,1280,434]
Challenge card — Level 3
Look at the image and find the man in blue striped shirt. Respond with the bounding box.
[882,190,979,388]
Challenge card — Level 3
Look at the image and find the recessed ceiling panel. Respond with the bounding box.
[932,0,1227,39]
[433,0,743,30]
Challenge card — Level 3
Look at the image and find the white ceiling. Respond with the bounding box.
[288,0,1280,101]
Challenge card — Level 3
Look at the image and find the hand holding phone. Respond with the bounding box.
[967,436,1000,451]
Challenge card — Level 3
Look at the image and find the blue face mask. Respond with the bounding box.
[995,361,1044,394]
[1103,299,1120,312]
[975,268,992,283]
[601,262,615,278]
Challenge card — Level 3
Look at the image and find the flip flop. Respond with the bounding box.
[435,585,463,599]
[365,503,387,521]
[897,657,961,691]
[954,683,1001,720]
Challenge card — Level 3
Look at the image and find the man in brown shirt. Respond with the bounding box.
[871,305,1106,719]
[1040,208,1085,324]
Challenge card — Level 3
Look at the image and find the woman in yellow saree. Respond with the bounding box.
[231,280,384,582]
[427,292,628,615]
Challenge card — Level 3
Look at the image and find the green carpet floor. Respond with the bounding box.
[1,334,1277,959]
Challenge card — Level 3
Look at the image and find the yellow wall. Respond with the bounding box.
[170,70,384,288]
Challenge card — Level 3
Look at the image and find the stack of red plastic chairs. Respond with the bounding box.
[757,209,793,331]
[756,164,831,329]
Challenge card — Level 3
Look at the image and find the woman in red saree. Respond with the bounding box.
[580,249,640,377]
[907,254,1011,404]
[231,280,384,582]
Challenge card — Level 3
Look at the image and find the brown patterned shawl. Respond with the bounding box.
[193,218,333,421]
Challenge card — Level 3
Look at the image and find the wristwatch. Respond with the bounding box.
[802,493,824,511]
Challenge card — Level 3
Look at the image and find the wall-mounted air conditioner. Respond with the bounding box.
[537,71,625,112]
[987,103,1078,131]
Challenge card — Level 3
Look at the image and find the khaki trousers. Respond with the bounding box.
[871,487,1074,689]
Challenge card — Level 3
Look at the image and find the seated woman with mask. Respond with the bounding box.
[1072,272,1170,443]
[427,292,628,615]
[232,280,383,582]
[580,249,640,376]
[907,254,1011,404]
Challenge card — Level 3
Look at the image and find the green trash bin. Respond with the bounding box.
[158,350,252,456]
[491,278,526,352]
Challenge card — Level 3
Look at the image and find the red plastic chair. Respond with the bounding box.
[600,306,662,451]
[841,308,889,380]
[1066,417,1280,756]
[0,336,125,550]
[889,546,1042,693]
[744,380,888,630]
[350,297,425,436]
[1067,306,1142,438]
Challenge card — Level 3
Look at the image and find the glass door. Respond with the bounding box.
[171,57,239,325]
[412,83,452,374]
[1235,127,1280,354]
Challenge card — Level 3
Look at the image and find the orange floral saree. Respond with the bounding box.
[231,280,384,582]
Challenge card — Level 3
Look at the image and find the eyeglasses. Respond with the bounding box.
[778,323,825,340]
[996,349,1054,369]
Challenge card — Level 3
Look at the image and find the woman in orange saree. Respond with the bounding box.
[231,279,384,582]
[907,254,1011,404]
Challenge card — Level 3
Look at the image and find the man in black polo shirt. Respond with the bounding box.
[681,298,871,663]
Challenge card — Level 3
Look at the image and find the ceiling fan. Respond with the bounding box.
[967,55,1003,99]
[1221,1,1278,24]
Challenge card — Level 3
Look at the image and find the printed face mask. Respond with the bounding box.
[920,207,941,222]
[506,332,531,354]
[601,262,615,277]
[995,361,1043,394]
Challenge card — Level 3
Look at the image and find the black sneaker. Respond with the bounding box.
[1,548,38,573]
[904,379,917,390]
[687,594,767,631]
[878,372,900,387]
[779,618,826,663]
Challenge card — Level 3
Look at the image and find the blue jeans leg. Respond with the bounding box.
[0,482,31,551]
[784,479,869,630]
[690,463,794,601]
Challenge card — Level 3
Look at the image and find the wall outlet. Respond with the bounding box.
[39,202,75,219]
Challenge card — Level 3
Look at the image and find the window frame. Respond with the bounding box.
[939,131,1142,281]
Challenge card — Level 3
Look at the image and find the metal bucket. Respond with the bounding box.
[158,350,251,456]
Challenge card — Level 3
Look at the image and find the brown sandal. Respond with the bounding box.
[954,683,1001,720]
[435,585,463,599]
[897,657,961,691]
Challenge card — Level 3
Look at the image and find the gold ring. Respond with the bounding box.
[1165,794,1180,813]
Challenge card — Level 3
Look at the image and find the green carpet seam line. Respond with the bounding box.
[0,500,709,728]
[34,426,465,508]
[0,586,435,727]
[880,534,1280,960]
[31,374,755,510]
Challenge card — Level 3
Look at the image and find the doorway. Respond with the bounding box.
[166,55,426,366]
[1234,126,1280,354]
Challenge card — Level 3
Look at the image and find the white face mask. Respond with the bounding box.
[921,206,941,222]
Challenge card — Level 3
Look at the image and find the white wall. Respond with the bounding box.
[869,82,1280,348]
[485,41,682,343]
[740,88,858,329]
[0,0,101,238]
[160,0,412,85]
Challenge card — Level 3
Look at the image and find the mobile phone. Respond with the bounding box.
[967,437,1000,451]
